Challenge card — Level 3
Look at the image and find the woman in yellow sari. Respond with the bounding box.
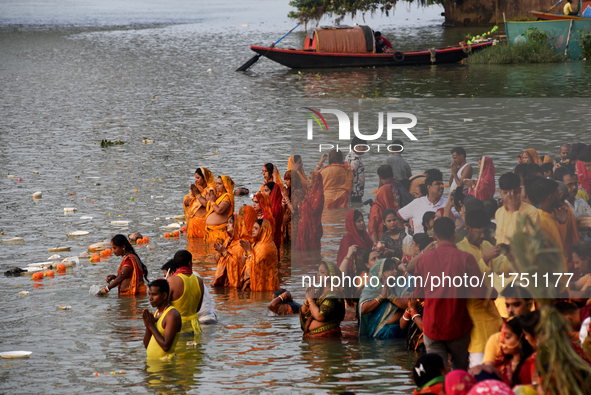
[183,167,216,238]
[522,148,542,165]
[240,219,279,292]
[315,150,353,208]
[212,213,252,288]
[288,155,308,192]
[205,175,234,244]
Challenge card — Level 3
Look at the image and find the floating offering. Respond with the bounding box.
[162,223,181,230]
[172,214,185,221]
[68,231,89,236]
[64,207,77,213]
[0,351,32,359]
[48,254,62,260]
[91,253,101,263]
[7,175,15,179]
[172,230,180,237]
[49,246,71,252]
[58,305,72,310]
[181,226,188,233]
[80,216,93,220]
[111,221,129,225]
[19,291,29,296]
[32,191,42,199]
[164,233,171,238]
[32,272,44,280]
[88,241,110,252]
[57,263,66,271]
[2,237,24,243]
[44,270,55,276]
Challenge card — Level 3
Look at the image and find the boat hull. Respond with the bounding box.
[530,11,586,20]
[250,42,493,69]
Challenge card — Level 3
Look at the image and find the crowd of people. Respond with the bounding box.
[96,139,591,394]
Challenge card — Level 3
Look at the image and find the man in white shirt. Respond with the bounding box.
[398,169,447,234]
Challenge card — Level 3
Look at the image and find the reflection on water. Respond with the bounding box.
[2,0,591,393]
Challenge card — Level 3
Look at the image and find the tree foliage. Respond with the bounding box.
[288,0,441,25]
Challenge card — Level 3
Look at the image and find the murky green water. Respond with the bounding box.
[1,0,591,393]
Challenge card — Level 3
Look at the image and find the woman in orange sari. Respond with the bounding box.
[252,192,275,235]
[205,175,235,244]
[288,155,308,192]
[212,214,252,288]
[316,150,353,208]
[263,182,284,255]
[240,205,257,234]
[261,163,284,191]
[183,167,216,238]
[98,234,148,296]
[240,219,279,292]
[522,149,541,165]
[296,171,324,251]
[282,170,307,245]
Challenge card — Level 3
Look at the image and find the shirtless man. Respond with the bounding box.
[449,147,473,191]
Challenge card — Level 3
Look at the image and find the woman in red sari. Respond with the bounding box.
[296,171,324,251]
[263,182,284,255]
[98,234,148,296]
[336,210,373,268]
[252,192,275,235]
[316,150,353,208]
[465,156,496,200]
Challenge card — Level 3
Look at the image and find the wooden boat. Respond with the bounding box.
[530,11,587,20]
[249,25,493,69]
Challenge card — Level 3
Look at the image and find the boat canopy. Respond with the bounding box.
[304,26,375,54]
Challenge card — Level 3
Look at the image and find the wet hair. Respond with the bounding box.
[111,234,148,282]
[554,168,576,182]
[173,250,192,268]
[422,211,435,230]
[374,30,382,37]
[503,317,534,387]
[531,178,558,204]
[382,208,397,221]
[425,169,443,186]
[265,182,276,192]
[382,257,397,273]
[328,149,343,164]
[161,259,175,272]
[377,164,394,180]
[451,147,467,158]
[413,233,433,251]
[418,184,428,196]
[514,163,528,177]
[351,136,367,151]
[520,310,541,338]
[433,217,455,241]
[453,186,466,211]
[523,175,544,205]
[412,353,445,388]
[501,286,533,300]
[579,145,591,162]
[149,278,170,296]
[465,208,491,229]
[256,218,264,226]
[540,162,554,175]
[483,198,498,219]
[353,209,364,223]
[499,172,521,190]
[195,168,204,177]
[264,163,274,175]
[555,301,579,316]
[525,163,542,177]
[571,241,591,260]
[293,155,301,163]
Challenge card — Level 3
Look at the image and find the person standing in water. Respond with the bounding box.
[98,234,148,296]
[143,279,182,360]
[205,175,235,244]
[449,147,473,192]
[167,250,203,334]
[183,167,216,238]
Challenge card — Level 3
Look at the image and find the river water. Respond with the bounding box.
[1,0,591,393]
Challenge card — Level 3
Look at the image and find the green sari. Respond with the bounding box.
[300,262,346,338]
[359,259,409,339]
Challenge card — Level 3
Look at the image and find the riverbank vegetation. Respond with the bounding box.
[467,27,566,64]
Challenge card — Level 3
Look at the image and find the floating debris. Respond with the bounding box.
[32,191,42,199]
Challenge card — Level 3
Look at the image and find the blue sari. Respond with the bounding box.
[359,259,409,339]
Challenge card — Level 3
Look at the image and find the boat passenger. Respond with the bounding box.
[565,0,577,15]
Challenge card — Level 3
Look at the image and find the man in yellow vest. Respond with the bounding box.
[168,250,204,334]
[143,279,182,359]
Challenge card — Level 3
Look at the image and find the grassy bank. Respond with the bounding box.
[466,43,567,65]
